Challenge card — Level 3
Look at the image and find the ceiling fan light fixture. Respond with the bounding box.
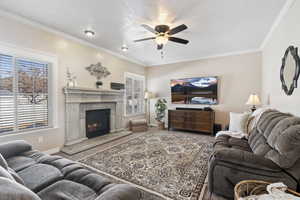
[155,35,168,45]
[84,30,95,37]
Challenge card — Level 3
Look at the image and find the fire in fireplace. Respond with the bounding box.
[86,109,110,138]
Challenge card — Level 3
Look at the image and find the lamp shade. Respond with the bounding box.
[246,94,261,106]
[144,91,155,99]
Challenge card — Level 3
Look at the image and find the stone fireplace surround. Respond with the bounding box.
[64,87,124,146]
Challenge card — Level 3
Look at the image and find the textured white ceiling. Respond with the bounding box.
[0,0,286,66]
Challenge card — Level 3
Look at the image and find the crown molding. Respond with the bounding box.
[146,48,261,67]
[260,0,296,50]
[0,8,146,67]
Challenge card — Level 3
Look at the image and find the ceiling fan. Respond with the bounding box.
[134,24,189,50]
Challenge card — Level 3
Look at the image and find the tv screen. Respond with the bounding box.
[171,76,218,105]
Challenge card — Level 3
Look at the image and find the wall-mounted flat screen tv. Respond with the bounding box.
[171,76,218,105]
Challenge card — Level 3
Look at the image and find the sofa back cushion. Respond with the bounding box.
[249,110,300,169]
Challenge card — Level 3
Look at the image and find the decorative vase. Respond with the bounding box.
[158,121,165,130]
[67,81,74,88]
[72,80,77,88]
[96,81,103,88]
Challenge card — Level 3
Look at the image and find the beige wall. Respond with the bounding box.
[261,0,300,117]
[146,52,262,128]
[0,14,146,152]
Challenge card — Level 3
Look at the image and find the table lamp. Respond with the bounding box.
[246,94,261,112]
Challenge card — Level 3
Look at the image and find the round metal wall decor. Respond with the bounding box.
[280,46,300,96]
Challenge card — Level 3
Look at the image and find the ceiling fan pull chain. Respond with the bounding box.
[161,51,164,59]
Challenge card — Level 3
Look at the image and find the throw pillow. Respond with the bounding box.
[0,177,41,200]
[229,112,250,133]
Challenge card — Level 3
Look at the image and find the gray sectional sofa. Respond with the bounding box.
[0,140,141,200]
[208,110,300,199]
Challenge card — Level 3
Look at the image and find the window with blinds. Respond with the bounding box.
[0,53,50,134]
[124,72,145,116]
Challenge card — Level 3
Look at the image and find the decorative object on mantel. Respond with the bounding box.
[85,62,111,88]
[235,180,300,200]
[66,67,77,88]
[246,94,261,112]
[110,82,125,90]
[155,98,167,130]
[280,46,300,96]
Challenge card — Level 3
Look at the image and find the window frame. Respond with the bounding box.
[0,43,57,135]
[124,72,145,117]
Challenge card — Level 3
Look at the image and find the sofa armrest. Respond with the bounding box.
[0,140,32,159]
[96,184,141,200]
[0,177,42,200]
[208,149,296,199]
[211,148,281,172]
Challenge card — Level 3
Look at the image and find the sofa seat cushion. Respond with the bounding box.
[18,163,63,192]
[214,135,252,152]
[6,156,36,172]
[38,180,97,200]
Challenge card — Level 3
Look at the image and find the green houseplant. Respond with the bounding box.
[155,98,167,130]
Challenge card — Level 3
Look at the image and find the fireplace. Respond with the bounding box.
[64,87,124,145]
[86,109,110,138]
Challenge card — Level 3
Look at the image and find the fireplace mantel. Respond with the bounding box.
[64,87,124,103]
[64,87,125,145]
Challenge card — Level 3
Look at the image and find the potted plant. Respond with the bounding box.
[155,98,167,130]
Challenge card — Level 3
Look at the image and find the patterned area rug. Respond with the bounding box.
[80,131,214,200]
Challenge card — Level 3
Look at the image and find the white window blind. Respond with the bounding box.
[0,53,50,134]
[0,54,14,133]
[125,72,145,116]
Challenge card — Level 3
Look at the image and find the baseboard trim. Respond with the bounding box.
[43,147,60,155]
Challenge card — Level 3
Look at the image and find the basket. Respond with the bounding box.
[234,180,300,200]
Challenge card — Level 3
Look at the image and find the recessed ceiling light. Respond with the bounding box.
[84,30,95,37]
[121,45,128,52]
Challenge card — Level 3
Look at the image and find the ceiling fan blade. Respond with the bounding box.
[169,37,189,44]
[157,44,163,50]
[141,24,157,34]
[134,37,156,42]
[168,24,188,35]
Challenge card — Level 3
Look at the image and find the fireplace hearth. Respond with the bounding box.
[86,109,110,138]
